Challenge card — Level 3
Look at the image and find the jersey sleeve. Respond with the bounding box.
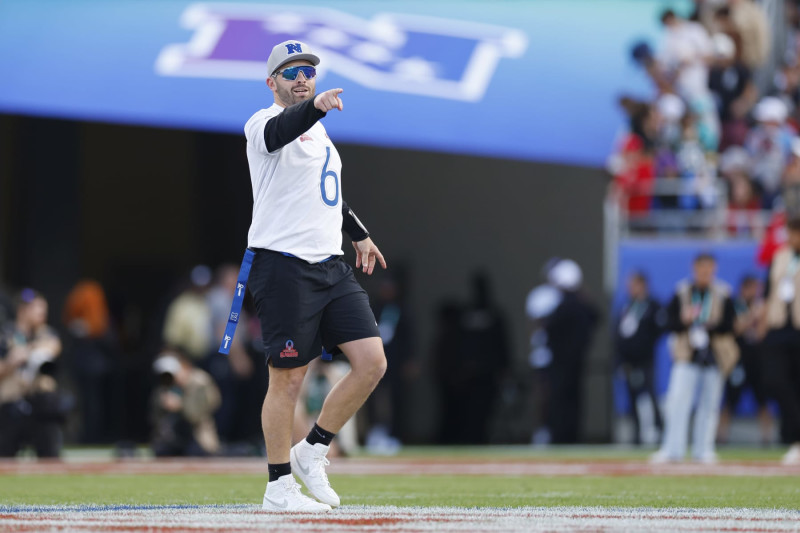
[244,111,272,155]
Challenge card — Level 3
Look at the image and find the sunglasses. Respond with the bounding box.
[273,65,316,81]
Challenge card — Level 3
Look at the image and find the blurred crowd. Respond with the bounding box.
[609,1,800,236]
[0,264,420,459]
[610,221,800,465]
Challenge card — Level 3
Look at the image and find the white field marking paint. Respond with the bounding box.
[1,505,800,532]
[1,458,799,477]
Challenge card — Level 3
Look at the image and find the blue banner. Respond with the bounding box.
[0,0,690,166]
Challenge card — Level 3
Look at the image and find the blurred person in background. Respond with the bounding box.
[62,279,119,443]
[746,97,797,208]
[614,272,665,445]
[525,259,599,445]
[162,265,214,362]
[717,275,772,445]
[727,173,762,236]
[653,254,738,463]
[761,217,800,464]
[293,358,359,457]
[658,9,720,152]
[0,289,67,457]
[783,139,800,186]
[150,347,221,457]
[771,62,800,130]
[609,99,656,219]
[365,271,416,453]
[708,31,758,151]
[435,272,509,444]
[205,264,256,445]
[727,0,770,71]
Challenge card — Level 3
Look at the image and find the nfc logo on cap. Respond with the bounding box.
[285,43,303,54]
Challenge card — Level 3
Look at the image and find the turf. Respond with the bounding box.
[2,474,798,509]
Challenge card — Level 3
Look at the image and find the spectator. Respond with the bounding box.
[150,348,221,457]
[0,289,67,457]
[717,275,772,445]
[783,138,800,187]
[727,172,762,236]
[204,264,255,444]
[676,111,715,210]
[614,272,665,445]
[62,279,119,443]
[761,217,800,464]
[162,265,214,362]
[771,63,800,130]
[746,97,796,208]
[728,0,770,71]
[526,259,599,444]
[708,32,758,151]
[653,254,738,463]
[659,9,720,151]
[610,99,656,217]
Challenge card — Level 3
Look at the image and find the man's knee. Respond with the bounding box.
[348,343,387,384]
[268,366,307,400]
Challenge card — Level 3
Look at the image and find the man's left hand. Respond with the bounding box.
[352,237,387,275]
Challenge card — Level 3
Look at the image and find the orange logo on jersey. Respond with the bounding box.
[280,340,299,358]
[299,134,312,142]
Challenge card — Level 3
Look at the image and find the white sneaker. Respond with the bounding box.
[290,440,340,507]
[782,443,800,465]
[649,449,680,464]
[693,452,719,465]
[262,474,332,512]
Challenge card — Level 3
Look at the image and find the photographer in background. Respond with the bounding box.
[0,289,66,457]
[150,348,221,457]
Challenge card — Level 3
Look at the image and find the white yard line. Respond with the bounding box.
[1,505,799,532]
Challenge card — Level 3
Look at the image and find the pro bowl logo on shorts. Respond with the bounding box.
[155,4,527,102]
[280,340,299,358]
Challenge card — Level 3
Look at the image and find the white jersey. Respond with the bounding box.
[244,103,343,263]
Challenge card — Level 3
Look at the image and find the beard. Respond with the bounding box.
[276,83,315,107]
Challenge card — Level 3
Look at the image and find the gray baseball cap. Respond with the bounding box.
[266,40,320,76]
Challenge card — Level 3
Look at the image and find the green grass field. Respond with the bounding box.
[1,446,798,510]
[2,474,799,509]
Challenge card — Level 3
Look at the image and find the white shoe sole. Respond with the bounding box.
[262,496,331,512]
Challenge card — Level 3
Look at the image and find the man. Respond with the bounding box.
[762,218,800,464]
[525,259,599,444]
[653,254,738,463]
[150,348,221,457]
[0,289,64,457]
[614,272,664,445]
[243,40,387,512]
[717,276,772,446]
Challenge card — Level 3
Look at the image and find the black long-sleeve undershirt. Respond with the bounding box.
[263,98,326,153]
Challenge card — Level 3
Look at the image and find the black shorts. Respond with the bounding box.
[247,248,380,368]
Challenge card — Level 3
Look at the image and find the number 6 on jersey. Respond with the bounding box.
[320,146,339,207]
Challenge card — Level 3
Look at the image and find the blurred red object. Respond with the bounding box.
[757,210,787,266]
[613,134,654,216]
